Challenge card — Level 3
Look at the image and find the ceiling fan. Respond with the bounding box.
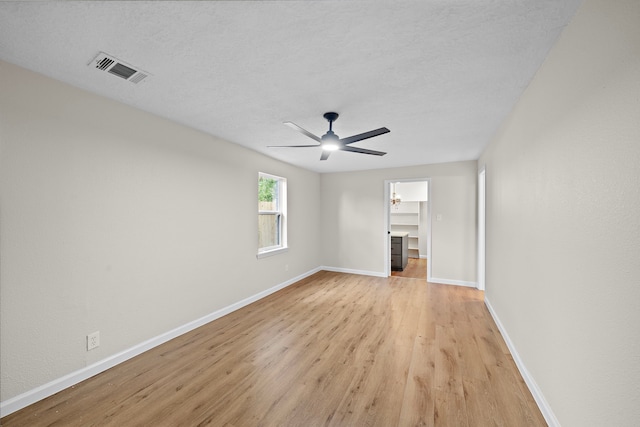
[269,112,390,161]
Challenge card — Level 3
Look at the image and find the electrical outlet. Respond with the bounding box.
[285,264,289,271]
[87,331,100,351]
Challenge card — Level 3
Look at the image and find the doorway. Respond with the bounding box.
[384,179,431,279]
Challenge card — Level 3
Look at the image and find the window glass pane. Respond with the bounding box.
[258,177,278,211]
[258,213,280,248]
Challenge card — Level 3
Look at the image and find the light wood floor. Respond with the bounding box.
[1,271,546,426]
[391,257,427,280]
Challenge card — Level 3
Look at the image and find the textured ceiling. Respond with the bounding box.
[0,1,582,173]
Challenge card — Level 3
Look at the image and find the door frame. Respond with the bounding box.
[478,166,486,291]
[383,178,432,278]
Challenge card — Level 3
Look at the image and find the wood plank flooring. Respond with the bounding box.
[391,258,427,279]
[1,271,546,426]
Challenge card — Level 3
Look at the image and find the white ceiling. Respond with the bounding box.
[0,1,582,173]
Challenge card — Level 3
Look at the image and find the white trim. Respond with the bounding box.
[256,246,289,259]
[0,266,322,417]
[428,277,477,288]
[320,266,387,278]
[477,166,486,291]
[383,180,391,277]
[484,297,560,427]
[427,189,433,282]
[419,254,428,259]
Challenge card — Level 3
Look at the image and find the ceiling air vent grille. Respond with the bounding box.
[96,56,115,71]
[88,52,151,84]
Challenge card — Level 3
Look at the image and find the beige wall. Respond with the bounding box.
[0,58,478,408]
[479,0,640,425]
[320,161,477,283]
[0,61,321,402]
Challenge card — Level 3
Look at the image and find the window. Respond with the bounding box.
[257,172,287,257]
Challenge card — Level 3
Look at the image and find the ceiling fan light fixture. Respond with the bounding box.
[321,131,340,151]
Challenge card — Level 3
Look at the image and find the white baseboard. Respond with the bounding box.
[419,255,428,259]
[428,276,477,288]
[320,266,387,278]
[0,267,322,417]
[484,297,560,427]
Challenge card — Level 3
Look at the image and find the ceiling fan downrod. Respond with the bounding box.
[323,112,339,129]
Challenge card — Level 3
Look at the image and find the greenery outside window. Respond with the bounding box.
[257,172,287,257]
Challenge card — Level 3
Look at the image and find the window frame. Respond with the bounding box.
[257,172,288,258]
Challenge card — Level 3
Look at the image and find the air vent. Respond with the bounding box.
[88,52,151,84]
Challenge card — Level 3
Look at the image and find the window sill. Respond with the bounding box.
[256,247,289,259]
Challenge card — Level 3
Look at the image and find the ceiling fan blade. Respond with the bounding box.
[284,121,322,142]
[320,150,331,161]
[341,146,387,156]
[340,127,390,145]
[267,144,320,148]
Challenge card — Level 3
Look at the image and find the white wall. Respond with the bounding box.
[394,181,427,201]
[320,161,476,284]
[0,60,321,403]
[479,0,640,425]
